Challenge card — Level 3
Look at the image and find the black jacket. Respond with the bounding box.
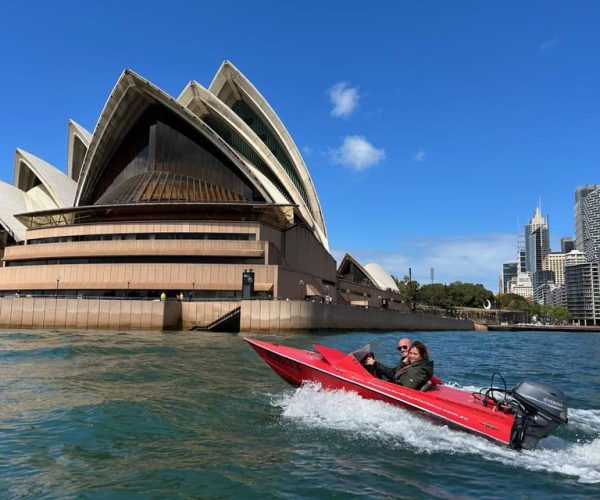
[374,359,434,390]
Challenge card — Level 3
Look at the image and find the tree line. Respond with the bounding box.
[392,276,571,323]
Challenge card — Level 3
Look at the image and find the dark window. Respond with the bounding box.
[6,255,264,266]
[28,232,256,245]
[231,100,312,210]
[88,107,265,205]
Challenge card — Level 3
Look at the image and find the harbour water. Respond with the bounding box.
[1,329,599,498]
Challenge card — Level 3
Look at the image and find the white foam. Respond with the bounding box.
[568,408,600,435]
[517,438,600,484]
[270,383,600,484]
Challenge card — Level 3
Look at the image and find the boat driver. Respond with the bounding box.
[363,337,411,382]
[397,337,412,367]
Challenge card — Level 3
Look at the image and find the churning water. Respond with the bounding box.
[0,329,598,498]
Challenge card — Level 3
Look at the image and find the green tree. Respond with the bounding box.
[447,281,494,308]
[531,303,551,322]
[530,304,572,324]
[550,307,571,323]
[496,293,531,311]
[418,283,453,309]
[393,275,420,310]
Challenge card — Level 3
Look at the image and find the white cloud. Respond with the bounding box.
[328,82,359,117]
[414,149,426,162]
[331,135,385,171]
[541,37,559,51]
[332,233,516,293]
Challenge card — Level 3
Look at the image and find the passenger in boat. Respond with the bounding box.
[397,337,412,367]
[365,341,433,390]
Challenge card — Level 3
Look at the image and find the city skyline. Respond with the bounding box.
[1,1,599,292]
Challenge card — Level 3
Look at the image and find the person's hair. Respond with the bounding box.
[409,341,429,361]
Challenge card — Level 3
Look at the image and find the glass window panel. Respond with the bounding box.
[91,107,264,205]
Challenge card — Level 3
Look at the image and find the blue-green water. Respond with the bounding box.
[1,329,599,498]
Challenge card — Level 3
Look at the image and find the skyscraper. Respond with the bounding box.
[525,206,550,290]
[518,249,527,273]
[574,185,600,263]
[511,272,533,299]
[561,237,574,253]
[565,260,600,326]
[501,262,518,294]
[544,253,566,286]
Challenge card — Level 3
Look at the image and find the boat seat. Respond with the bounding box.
[420,379,433,392]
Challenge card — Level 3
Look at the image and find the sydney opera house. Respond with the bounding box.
[0,62,471,332]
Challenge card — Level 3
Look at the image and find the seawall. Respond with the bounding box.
[238,300,474,333]
[0,297,182,331]
[0,297,474,332]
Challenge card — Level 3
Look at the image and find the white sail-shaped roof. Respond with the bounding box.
[208,61,327,243]
[177,80,328,248]
[14,149,76,208]
[0,181,30,241]
[364,263,400,292]
[0,147,76,242]
[2,63,330,249]
[338,254,399,292]
[76,69,278,207]
[67,119,92,182]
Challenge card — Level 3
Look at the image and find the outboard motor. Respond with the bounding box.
[508,380,568,450]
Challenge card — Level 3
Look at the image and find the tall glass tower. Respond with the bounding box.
[525,206,550,289]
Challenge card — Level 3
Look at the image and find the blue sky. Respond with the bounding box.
[1,1,598,292]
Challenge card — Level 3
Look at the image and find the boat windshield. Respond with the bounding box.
[351,344,373,362]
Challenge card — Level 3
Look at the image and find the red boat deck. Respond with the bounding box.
[245,338,515,446]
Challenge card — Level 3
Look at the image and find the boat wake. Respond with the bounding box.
[569,408,600,435]
[271,383,600,484]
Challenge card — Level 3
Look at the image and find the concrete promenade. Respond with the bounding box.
[0,297,474,333]
[486,323,600,332]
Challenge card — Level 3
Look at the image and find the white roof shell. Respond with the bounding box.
[364,263,400,292]
[177,79,328,248]
[0,149,76,242]
[2,61,329,249]
[208,61,327,244]
[338,253,399,292]
[67,119,92,181]
[75,69,277,206]
[14,149,76,207]
[0,181,30,241]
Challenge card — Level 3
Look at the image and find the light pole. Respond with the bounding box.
[298,280,305,300]
[325,284,330,303]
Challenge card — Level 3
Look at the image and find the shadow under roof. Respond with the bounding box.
[15,202,297,231]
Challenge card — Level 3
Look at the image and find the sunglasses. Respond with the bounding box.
[397,345,409,351]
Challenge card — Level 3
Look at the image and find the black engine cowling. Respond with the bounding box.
[509,380,568,450]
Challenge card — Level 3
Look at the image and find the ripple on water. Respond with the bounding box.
[273,382,600,485]
[0,329,599,498]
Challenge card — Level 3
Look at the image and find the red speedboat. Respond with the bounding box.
[245,338,568,450]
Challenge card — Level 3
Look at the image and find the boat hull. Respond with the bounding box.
[246,337,516,446]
